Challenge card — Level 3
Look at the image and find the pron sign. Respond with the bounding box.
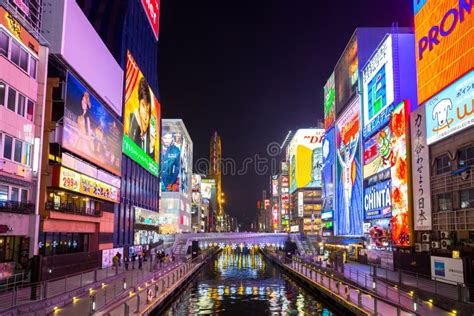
[141,0,160,40]
[414,0,473,104]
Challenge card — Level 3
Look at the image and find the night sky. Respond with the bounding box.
[158,0,414,229]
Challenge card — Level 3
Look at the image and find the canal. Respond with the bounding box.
[160,249,337,315]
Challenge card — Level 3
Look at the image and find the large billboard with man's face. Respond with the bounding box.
[63,73,123,176]
[288,129,324,193]
[335,98,363,236]
[414,0,473,104]
[123,51,161,176]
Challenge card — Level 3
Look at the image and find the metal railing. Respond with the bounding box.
[0,201,35,214]
[45,202,102,217]
[267,251,418,315]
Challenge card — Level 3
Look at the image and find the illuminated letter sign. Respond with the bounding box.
[141,0,160,40]
[364,180,392,220]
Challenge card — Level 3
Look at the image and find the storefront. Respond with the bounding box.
[134,207,160,245]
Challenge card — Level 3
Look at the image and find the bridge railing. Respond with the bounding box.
[266,251,419,316]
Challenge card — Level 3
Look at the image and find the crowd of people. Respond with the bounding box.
[111,249,176,273]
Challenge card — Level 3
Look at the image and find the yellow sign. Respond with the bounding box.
[57,167,119,203]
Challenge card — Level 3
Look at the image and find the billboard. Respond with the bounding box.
[335,34,359,114]
[362,35,395,139]
[102,247,124,268]
[63,72,123,175]
[54,166,120,203]
[411,106,432,231]
[192,174,202,191]
[363,125,392,179]
[324,72,336,129]
[414,0,474,104]
[430,256,464,285]
[335,98,363,236]
[200,180,213,200]
[366,218,391,249]
[390,101,410,247]
[322,128,335,198]
[364,179,391,220]
[425,71,474,145]
[141,0,160,40]
[271,178,279,197]
[297,192,304,218]
[288,129,324,193]
[160,123,192,194]
[123,51,161,176]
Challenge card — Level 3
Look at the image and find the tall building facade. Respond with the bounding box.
[0,0,48,279]
[210,131,223,230]
[78,0,161,249]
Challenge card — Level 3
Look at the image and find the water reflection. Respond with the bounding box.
[163,249,335,315]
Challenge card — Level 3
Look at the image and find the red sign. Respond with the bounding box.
[0,225,12,234]
[141,0,160,40]
[264,199,270,209]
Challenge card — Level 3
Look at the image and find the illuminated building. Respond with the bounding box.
[0,0,47,279]
[210,131,224,230]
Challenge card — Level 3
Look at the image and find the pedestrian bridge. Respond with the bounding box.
[171,233,289,256]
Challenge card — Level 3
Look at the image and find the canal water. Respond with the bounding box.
[161,249,336,315]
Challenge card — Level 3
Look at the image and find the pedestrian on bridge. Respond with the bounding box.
[138,253,143,269]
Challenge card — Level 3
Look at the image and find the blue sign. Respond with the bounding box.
[322,128,335,198]
[364,179,392,220]
[413,0,427,15]
[425,71,474,145]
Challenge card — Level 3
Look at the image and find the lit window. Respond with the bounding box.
[437,193,453,211]
[0,31,8,57]
[10,41,20,65]
[19,48,28,72]
[0,185,8,202]
[460,189,474,209]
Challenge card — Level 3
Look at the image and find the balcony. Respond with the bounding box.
[0,201,35,214]
[431,166,474,195]
[45,202,102,217]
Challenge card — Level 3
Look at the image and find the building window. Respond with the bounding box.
[437,193,453,211]
[27,99,34,121]
[0,82,5,106]
[0,31,8,57]
[10,187,19,202]
[0,185,8,201]
[436,155,451,174]
[20,189,27,204]
[459,147,474,168]
[460,189,474,209]
[17,94,25,117]
[19,48,28,72]
[13,139,22,163]
[29,57,37,79]
[3,135,12,159]
[10,41,20,66]
[7,87,16,112]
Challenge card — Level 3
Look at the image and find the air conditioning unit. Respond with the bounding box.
[422,233,430,242]
[421,243,431,252]
[431,241,440,249]
[415,243,422,252]
[440,231,450,239]
[441,239,451,249]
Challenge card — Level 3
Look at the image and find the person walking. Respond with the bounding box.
[138,253,143,270]
[132,253,136,269]
[124,256,129,271]
[112,253,119,274]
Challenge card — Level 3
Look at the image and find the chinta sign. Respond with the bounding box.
[414,0,474,103]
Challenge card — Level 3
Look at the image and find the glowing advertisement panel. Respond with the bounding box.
[430,256,465,285]
[63,73,123,176]
[324,72,335,129]
[289,129,324,193]
[362,35,395,139]
[192,174,201,191]
[141,0,160,40]
[411,106,432,231]
[390,101,410,247]
[335,98,363,236]
[363,125,392,179]
[322,128,335,199]
[272,179,279,197]
[425,71,474,145]
[366,218,391,250]
[200,180,213,200]
[123,52,161,176]
[364,179,391,220]
[414,0,473,104]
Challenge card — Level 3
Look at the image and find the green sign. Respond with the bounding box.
[123,136,159,176]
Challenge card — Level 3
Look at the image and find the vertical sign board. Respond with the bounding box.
[298,192,304,218]
[414,0,474,104]
[324,72,336,129]
[335,98,363,236]
[141,0,160,40]
[411,106,432,231]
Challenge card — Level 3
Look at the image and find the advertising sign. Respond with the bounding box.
[367,218,391,249]
[425,71,474,145]
[63,73,123,176]
[272,179,279,197]
[298,192,304,218]
[363,125,392,179]
[123,52,161,176]
[192,174,201,191]
[192,192,201,204]
[362,35,395,138]
[102,247,124,268]
[134,207,159,226]
[335,35,359,114]
[141,0,160,40]
[55,166,120,203]
[272,205,279,229]
[430,256,464,285]
[414,0,473,104]
[0,6,40,55]
[322,128,335,198]
[335,98,363,236]
[324,72,336,129]
[264,199,270,209]
[200,179,214,200]
[390,101,410,247]
[161,122,192,194]
[364,179,392,220]
[289,129,324,193]
[411,106,432,231]
[281,161,289,174]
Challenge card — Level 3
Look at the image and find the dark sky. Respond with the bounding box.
[158,0,414,229]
